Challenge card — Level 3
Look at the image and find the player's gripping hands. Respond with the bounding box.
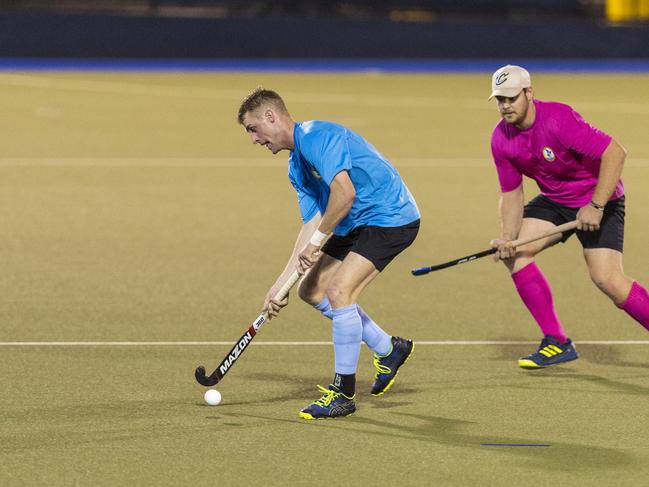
[297,228,328,274]
[297,242,322,274]
[490,237,517,261]
[262,285,289,321]
[261,228,328,320]
[576,201,604,232]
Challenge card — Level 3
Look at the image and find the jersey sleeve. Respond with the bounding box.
[301,130,352,186]
[491,131,523,192]
[288,167,319,223]
[556,107,612,159]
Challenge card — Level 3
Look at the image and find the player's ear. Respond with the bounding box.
[525,87,534,100]
[264,109,276,123]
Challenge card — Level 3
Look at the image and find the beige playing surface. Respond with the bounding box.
[0,71,647,485]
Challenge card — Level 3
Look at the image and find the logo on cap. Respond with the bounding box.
[495,72,509,86]
[542,147,556,162]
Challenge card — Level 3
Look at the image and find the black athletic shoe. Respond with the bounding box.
[518,336,579,369]
[371,336,414,396]
[299,384,356,420]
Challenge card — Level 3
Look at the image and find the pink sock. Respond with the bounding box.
[512,262,568,342]
[617,282,649,331]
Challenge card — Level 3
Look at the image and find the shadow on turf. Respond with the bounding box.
[579,344,649,370]
[228,410,633,471]
[490,341,649,371]
[506,370,649,396]
[486,343,649,396]
[215,371,422,407]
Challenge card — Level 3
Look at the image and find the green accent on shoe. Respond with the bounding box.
[371,337,414,396]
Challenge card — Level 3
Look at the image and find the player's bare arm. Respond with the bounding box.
[297,170,356,274]
[263,212,322,319]
[576,139,627,232]
[491,184,524,261]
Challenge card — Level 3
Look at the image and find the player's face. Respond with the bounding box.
[496,89,532,126]
[242,109,287,154]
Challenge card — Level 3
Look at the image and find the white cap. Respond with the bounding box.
[489,65,531,100]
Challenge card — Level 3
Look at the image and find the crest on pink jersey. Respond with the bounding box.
[542,147,556,162]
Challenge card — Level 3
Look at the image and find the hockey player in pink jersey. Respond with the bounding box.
[489,65,649,368]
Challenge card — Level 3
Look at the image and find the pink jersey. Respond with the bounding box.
[491,99,624,207]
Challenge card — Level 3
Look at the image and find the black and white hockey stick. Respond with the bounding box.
[194,270,301,386]
[411,220,578,276]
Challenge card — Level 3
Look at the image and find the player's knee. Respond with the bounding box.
[297,279,324,306]
[503,259,516,273]
[516,246,540,261]
[325,283,350,308]
[592,279,611,296]
[511,256,533,274]
[589,270,620,299]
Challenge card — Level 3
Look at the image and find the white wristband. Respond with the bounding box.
[309,229,328,247]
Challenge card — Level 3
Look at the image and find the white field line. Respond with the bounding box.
[2,73,649,113]
[1,157,649,168]
[0,341,647,346]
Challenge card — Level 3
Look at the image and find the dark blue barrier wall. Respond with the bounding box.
[1,12,648,59]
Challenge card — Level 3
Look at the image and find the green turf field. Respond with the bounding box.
[0,72,648,485]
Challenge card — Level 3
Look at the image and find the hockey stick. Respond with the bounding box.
[194,270,301,386]
[411,220,578,276]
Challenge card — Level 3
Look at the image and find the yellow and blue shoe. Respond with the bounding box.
[518,336,579,369]
[371,336,414,396]
[298,384,356,420]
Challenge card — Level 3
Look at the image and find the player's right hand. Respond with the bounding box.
[490,238,516,261]
[297,242,322,275]
[262,289,289,320]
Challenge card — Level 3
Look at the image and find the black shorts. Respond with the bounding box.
[523,194,625,252]
[322,219,420,271]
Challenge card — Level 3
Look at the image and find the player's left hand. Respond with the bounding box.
[576,205,603,232]
[297,243,322,274]
[490,238,516,261]
[262,291,289,321]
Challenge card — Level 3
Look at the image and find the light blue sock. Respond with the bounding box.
[357,306,392,356]
[331,304,363,374]
[315,297,392,355]
[314,296,334,320]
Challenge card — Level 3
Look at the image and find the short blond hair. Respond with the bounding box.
[237,87,288,124]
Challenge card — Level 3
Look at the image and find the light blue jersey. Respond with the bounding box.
[288,121,419,236]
